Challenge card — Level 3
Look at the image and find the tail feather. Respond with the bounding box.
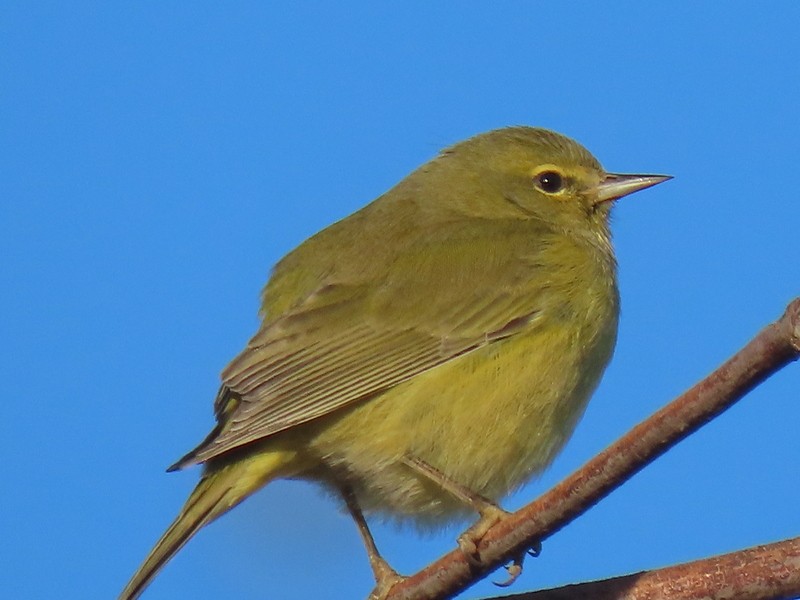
[119,450,296,600]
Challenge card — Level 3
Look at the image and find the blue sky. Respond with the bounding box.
[2,3,799,600]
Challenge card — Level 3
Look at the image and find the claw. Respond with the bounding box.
[527,539,542,557]
[493,552,525,587]
[456,533,482,568]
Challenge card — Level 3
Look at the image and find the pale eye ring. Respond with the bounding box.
[534,170,564,194]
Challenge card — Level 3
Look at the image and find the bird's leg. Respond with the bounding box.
[402,456,511,562]
[340,485,404,599]
[403,456,534,582]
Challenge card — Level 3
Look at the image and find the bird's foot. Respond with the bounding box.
[366,557,405,600]
[493,551,525,587]
[457,504,511,566]
[492,539,542,587]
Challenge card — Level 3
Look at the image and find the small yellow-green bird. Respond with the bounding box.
[120,126,669,599]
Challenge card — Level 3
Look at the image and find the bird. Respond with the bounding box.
[119,126,670,599]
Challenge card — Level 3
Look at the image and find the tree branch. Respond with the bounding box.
[495,535,800,600]
[386,297,800,600]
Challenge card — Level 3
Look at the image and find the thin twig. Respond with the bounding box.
[386,298,800,600]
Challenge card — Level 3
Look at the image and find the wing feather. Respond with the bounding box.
[179,221,557,467]
[189,323,481,463]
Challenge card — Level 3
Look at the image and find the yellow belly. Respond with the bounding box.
[304,309,616,528]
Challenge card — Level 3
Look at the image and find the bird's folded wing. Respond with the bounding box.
[177,224,551,467]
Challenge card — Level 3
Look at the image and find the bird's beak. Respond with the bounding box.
[595,173,672,204]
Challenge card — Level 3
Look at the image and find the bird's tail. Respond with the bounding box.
[119,449,298,600]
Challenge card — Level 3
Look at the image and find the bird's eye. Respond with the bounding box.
[534,171,564,194]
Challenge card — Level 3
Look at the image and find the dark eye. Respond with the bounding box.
[534,171,564,194]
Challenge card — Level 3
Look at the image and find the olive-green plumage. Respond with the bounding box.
[120,127,669,600]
